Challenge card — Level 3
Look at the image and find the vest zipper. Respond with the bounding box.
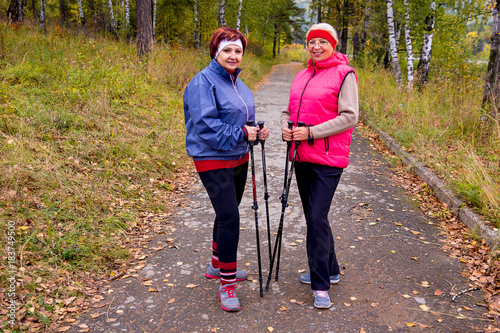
[324,137,330,155]
[295,68,316,124]
[231,74,249,122]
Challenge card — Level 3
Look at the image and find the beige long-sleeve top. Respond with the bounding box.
[281,72,359,139]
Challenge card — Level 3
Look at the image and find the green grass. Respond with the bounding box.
[0,24,281,331]
[358,64,500,226]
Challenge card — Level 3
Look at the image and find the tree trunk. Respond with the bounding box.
[59,0,65,26]
[317,0,322,23]
[339,0,350,54]
[78,0,86,26]
[193,0,200,49]
[125,0,130,40]
[273,21,277,58]
[236,0,242,31]
[403,0,414,89]
[482,0,500,121]
[7,0,23,24]
[416,1,436,89]
[136,0,153,61]
[262,13,268,54]
[40,0,46,31]
[386,0,403,87]
[152,0,157,40]
[218,0,227,27]
[108,0,118,39]
[32,0,37,19]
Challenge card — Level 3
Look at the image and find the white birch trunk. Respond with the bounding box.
[39,0,45,30]
[403,0,414,89]
[387,0,403,87]
[193,0,200,49]
[218,0,227,27]
[77,0,85,26]
[125,0,130,33]
[108,0,117,37]
[236,0,243,31]
[152,0,157,40]
[417,1,435,88]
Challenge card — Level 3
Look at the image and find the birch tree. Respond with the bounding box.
[218,0,227,27]
[125,0,130,40]
[403,0,414,89]
[236,0,243,30]
[386,0,403,87]
[78,0,86,26]
[193,0,200,49]
[416,1,436,89]
[108,0,118,38]
[482,0,500,121]
[40,0,45,30]
[152,0,157,40]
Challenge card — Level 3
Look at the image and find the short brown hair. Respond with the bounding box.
[209,27,247,59]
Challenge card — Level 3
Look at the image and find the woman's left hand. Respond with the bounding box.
[292,126,309,141]
[258,126,270,141]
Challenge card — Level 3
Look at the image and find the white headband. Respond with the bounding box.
[215,38,243,59]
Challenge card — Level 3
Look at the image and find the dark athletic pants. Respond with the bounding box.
[295,161,343,291]
[198,163,248,278]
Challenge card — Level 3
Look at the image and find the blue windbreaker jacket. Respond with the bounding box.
[183,58,255,161]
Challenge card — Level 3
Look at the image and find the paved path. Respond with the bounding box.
[72,63,489,333]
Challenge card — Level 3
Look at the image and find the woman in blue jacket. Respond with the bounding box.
[183,26,269,312]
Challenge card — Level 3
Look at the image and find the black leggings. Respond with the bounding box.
[198,162,248,265]
[295,161,343,291]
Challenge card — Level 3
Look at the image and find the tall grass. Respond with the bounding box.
[358,65,500,226]
[0,24,280,331]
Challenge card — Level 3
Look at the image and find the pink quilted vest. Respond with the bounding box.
[288,52,356,168]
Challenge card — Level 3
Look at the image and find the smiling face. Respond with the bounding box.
[308,38,334,64]
[216,44,243,73]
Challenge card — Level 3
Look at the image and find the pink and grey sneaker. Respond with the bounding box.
[218,283,240,312]
[205,263,248,281]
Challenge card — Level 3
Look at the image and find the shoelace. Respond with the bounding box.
[221,284,237,298]
[315,290,328,298]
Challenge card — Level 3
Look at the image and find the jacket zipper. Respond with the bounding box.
[295,68,317,162]
[231,74,249,122]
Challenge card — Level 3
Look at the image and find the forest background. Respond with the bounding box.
[0,0,499,331]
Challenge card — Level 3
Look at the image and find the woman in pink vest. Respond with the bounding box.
[281,23,359,309]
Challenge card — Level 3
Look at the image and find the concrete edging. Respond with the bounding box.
[367,122,500,248]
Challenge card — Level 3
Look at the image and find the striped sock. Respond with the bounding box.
[211,242,219,269]
[219,262,237,285]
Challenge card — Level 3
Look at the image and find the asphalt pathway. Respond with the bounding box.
[72,63,490,333]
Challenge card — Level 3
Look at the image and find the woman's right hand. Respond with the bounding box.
[245,125,259,142]
[282,127,293,142]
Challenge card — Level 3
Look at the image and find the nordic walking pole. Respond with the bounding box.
[265,120,295,291]
[258,120,272,263]
[274,121,305,282]
[247,120,264,297]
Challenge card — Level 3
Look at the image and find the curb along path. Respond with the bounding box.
[71,63,490,333]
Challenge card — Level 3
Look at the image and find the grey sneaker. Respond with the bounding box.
[205,263,248,281]
[300,273,340,285]
[313,290,332,309]
[218,283,240,312]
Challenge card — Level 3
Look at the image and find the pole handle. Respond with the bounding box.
[258,121,265,143]
[246,120,257,146]
[287,120,294,130]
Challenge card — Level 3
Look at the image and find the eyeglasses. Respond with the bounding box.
[308,39,329,47]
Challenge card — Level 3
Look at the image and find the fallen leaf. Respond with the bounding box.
[142,280,153,286]
[148,287,157,292]
[167,298,175,304]
[411,257,418,261]
[395,222,403,226]
[420,304,430,312]
[405,323,416,327]
[91,313,100,319]
[402,294,411,298]
[186,284,198,288]
[279,306,287,311]
[410,230,420,235]
[350,297,357,301]
[371,303,380,307]
[177,262,183,265]
[412,290,419,295]
[434,289,443,296]
[421,281,430,287]
[418,323,430,328]
[268,327,274,332]
[344,303,351,307]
